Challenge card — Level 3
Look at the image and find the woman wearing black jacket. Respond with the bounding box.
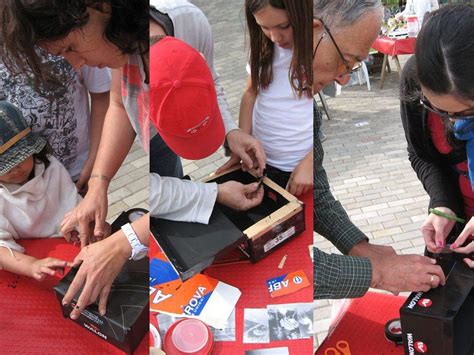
[400,5,474,267]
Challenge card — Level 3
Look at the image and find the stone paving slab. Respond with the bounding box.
[106,140,149,223]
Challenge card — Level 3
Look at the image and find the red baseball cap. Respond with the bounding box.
[150,36,225,160]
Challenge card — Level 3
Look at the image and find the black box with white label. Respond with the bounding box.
[152,167,305,280]
[54,258,149,354]
[400,252,474,355]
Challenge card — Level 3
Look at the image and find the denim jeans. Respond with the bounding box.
[150,133,183,178]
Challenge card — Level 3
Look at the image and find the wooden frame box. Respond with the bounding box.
[151,167,305,280]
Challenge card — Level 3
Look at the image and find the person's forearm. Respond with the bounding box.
[408,149,464,216]
[302,150,313,165]
[0,248,35,278]
[87,91,110,169]
[313,247,372,299]
[150,174,217,224]
[90,70,135,185]
[238,76,257,135]
[131,213,149,247]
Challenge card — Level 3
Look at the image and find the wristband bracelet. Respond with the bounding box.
[89,173,111,183]
[429,208,465,224]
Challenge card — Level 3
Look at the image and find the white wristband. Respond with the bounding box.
[121,223,148,261]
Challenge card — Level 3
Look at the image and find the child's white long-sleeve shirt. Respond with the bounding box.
[0,156,82,253]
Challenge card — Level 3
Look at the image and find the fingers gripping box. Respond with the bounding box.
[400,253,474,355]
[152,167,305,280]
[54,258,149,354]
[54,209,149,353]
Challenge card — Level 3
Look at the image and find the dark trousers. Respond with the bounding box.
[266,164,291,189]
[150,133,183,178]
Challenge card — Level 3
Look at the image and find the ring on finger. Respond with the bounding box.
[430,274,435,284]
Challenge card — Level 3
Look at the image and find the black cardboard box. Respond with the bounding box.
[400,253,474,355]
[54,257,149,354]
[152,167,305,280]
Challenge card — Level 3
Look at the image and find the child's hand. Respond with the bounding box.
[286,154,313,196]
[30,258,71,281]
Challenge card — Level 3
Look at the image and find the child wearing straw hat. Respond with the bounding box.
[0,101,81,280]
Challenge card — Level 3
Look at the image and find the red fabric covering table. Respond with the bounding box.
[151,191,314,355]
[371,36,417,89]
[0,239,148,354]
[316,292,406,355]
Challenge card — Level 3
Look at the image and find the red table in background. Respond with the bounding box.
[316,292,406,355]
[151,191,314,355]
[0,239,148,354]
[371,36,417,89]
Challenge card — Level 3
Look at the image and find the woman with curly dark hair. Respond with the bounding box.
[1,0,147,81]
[1,0,150,320]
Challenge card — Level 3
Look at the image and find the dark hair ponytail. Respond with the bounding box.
[416,5,474,102]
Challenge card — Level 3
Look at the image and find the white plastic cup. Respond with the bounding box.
[407,15,419,37]
[150,323,161,349]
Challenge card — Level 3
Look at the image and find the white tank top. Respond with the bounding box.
[251,46,313,172]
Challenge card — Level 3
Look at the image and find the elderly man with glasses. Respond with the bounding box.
[313,0,446,299]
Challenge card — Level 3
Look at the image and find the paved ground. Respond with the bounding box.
[106,140,149,223]
[186,1,430,352]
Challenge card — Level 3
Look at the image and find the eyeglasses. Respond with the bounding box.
[420,95,474,120]
[313,18,363,77]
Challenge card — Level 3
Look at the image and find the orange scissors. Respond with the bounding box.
[324,340,351,355]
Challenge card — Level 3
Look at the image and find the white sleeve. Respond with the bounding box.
[150,173,218,224]
[79,66,112,93]
[0,220,24,253]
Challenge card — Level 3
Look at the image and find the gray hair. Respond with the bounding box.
[314,0,383,29]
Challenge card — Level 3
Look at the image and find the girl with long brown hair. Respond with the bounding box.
[233,0,313,196]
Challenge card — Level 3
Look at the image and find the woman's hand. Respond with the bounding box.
[286,152,313,196]
[450,216,474,268]
[61,178,109,248]
[61,231,131,319]
[421,207,456,252]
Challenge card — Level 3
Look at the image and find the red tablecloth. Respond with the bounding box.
[0,239,148,354]
[372,36,416,56]
[316,292,406,355]
[151,191,314,355]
